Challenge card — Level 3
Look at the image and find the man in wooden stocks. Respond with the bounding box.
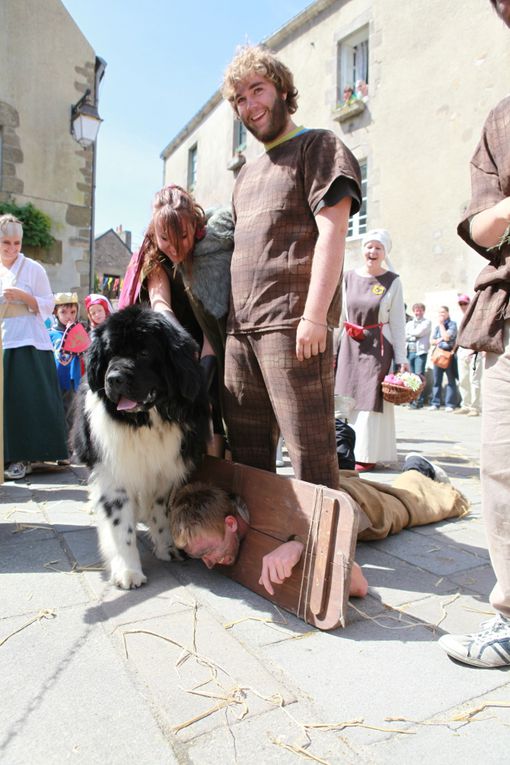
[170,455,467,603]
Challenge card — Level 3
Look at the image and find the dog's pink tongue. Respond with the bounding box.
[117,397,138,411]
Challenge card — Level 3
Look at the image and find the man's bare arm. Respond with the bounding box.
[258,541,304,595]
[258,540,368,598]
[470,197,510,249]
[296,196,351,362]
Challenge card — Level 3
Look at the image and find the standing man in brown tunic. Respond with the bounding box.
[221,45,361,489]
[439,0,510,667]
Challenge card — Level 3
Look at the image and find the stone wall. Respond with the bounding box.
[0,0,98,298]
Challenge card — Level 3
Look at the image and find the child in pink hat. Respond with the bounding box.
[84,293,113,330]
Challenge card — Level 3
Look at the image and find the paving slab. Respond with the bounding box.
[362,685,510,765]
[1,405,508,764]
[111,609,295,743]
[0,608,178,765]
[0,533,90,618]
[450,563,497,597]
[355,543,461,608]
[369,527,485,576]
[258,617,510,748]
[392,591,497,635]
[186,703,361,765]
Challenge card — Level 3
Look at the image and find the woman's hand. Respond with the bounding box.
[4,287,26,302]
[259,540,304,595]
[399,362,410,373]
[3,287,37,312]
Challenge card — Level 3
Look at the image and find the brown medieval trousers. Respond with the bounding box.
[225,129,361,489]
[457,95,510,618]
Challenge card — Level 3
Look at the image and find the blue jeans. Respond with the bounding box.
[408,352,428,405]
[431,360,459,408]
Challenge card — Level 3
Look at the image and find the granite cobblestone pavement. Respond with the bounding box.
[1,407,508,764]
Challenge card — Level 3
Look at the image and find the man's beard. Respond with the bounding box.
[243,94,289,143]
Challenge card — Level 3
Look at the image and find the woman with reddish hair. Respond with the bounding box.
[119,185,234,456]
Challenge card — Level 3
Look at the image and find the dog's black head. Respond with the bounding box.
[85,305,207,424]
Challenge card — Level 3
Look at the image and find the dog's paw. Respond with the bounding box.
[111,567,147,589]
[169,544,184,561]
[154,547,172,562]
[153,543,183,562]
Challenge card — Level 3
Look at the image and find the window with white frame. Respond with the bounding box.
[233,119,247,153]
[187,144,198,192]
[348,159,367,238]
[337,26,369,104]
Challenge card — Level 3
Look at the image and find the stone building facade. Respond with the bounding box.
[161,0,510,324]
[94,226,132,304]
[0,0,102,298]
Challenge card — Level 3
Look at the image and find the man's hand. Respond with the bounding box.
[296,317,327,361]
[259,540,304,595]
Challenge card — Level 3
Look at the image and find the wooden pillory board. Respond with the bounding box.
[193,456,359,631]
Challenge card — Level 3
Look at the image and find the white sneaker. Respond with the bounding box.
[428,405,439,411]
[4,461,32,480]
[404,453,450,484]
[438,615,510,667]
[445,407,455,413]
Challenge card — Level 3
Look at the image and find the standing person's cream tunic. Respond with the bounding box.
[336,269,407,464]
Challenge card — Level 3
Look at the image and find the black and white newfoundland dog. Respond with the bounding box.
[72,305,210,589]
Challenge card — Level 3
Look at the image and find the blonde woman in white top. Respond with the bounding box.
[0,214,67,480]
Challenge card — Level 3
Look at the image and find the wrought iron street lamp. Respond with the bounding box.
[71,89,102,147]
[70,57,106,292]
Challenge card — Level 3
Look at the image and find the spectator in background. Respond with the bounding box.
[406,302,431,409]
[429,306,459,412]
[454,294,482,417]
[355,79,369,101]
[49,292,84,445]
[85,293,113,332]
[335,229,408,472]
[342,85,357,106]
[0,214,67,480]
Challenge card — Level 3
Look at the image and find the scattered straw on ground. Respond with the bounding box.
[387,701,510,728]
[270,738,330,764]
[119,592,510,763]
[12,523,50,534]
[0,608,56,647]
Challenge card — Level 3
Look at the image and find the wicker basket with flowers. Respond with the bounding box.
[381,372,425,405]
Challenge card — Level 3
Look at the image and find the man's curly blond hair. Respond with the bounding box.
[222,45,298,115]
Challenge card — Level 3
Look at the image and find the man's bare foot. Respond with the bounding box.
[349,561,368,597]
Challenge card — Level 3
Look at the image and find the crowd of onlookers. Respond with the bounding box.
[405,297,482,416]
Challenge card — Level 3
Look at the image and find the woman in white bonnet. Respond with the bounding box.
[0,213,67,480]
[335,228,408,471]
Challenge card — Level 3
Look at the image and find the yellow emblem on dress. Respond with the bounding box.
[372,284,386,296]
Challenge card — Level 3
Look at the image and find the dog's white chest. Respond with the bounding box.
[86,391,188,496]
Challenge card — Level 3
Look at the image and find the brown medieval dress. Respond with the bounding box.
[335,269,407,464]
